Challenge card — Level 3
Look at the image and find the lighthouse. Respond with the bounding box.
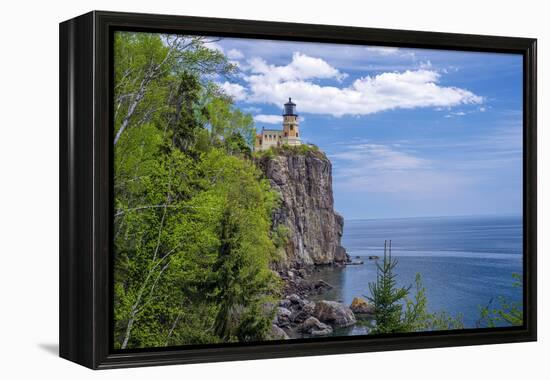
[254,98,302,151]
[282,98,301,147]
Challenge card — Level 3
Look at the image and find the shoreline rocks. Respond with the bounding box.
[350,297,375,316]
[271,290,360,339]
[313,300,356,327]
[269,324,290,340]
[269,265,376,340]
[299,317,333,336]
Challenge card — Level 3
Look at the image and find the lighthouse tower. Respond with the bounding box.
[254,98,302,151]
[282,98,301,147]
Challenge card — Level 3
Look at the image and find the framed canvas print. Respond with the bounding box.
[59,11,537,369]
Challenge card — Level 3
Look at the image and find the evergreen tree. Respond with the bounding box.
[112,32,280,349]
[367,240,411,334]
[367,240,464,334]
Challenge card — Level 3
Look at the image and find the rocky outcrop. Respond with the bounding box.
[299,317,333,336]
[257,149,349,267]
[275,307,292,327]
[313,300,356,327]
[272,293,360,338]
[269,324,290,340]
[350,297,375,316]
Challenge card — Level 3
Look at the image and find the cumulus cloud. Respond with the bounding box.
[253,114,282,124]
[248,52,347,83]
[241,53,483,117]
[219,81,247,101]
[227,48,244,60]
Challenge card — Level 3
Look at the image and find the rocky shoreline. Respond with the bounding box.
[269,267,375,340]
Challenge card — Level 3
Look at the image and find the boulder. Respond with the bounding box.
[269,324,290,340]
[313,300,356,327]
[302,300,316,314]
[275,307,292,327]
[290,301,316,324]
[288,294,302,304]
[350,297,375,315]
[299,317,333,336]
[279,298,292,309]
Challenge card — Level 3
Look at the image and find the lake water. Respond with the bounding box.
[309,215,523,334]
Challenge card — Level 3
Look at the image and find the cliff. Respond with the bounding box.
[256,148,349,267]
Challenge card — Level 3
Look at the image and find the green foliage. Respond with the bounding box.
[195,150,282,342]
[253,144,321,160]
[113,32,236,147]
[367,241,411,334]
[367,240,464,334]
[271,224,290,265]
[113,31,280,349]
[204,96,256,151]
[224,132,252,158]
[253,147,276,160]
[477,273,523,327]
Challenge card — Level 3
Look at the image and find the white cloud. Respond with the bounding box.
[332,143,429,173]
[419,60,432,69]
[244,60,483,116]
[330,143,471,196]
[216,51,483,117]
[235,52,483,116]
[244,106,262,113]
[330,124,522,198]
[205,41,224,53]
[446,111,467,117]
[248,52,347,83]
[365,46,400,55]
[253,114,282,124]
[227,48,244,60]
[219,81,247,101]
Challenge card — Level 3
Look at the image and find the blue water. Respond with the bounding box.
[310,215,523,330]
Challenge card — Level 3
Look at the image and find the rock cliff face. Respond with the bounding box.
[257,149,349,267]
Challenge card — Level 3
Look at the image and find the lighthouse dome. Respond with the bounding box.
[283,97,297,116]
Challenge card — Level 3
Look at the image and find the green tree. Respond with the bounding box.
[195,150,281,342]
[112,31,279,349]
[478,273,523,327]
[204,97,256,150]
[367,240,411,334]
[113,32,235,146]
[367,240,464,334]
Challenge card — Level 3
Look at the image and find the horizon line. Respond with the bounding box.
[344,213,523,222]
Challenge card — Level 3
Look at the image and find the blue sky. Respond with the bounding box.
[210,37,523,219]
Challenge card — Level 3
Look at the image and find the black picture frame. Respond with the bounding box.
[59,10,537,369]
